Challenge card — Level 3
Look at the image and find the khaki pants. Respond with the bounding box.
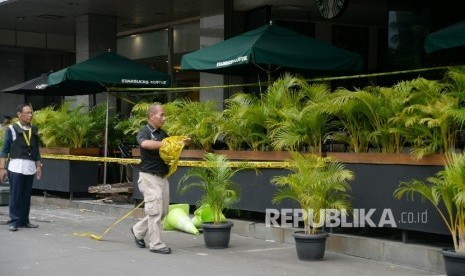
[132,172,169,250]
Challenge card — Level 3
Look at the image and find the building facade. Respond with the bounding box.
[0,0,463,115]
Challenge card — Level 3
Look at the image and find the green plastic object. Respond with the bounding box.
[165,208,199,235]
[193,204,226,224]
[163,204,199,235]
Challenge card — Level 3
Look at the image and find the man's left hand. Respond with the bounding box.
[36,166,42,180]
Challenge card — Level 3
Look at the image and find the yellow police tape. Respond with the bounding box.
[73,200,145,241]
[41,154,292,168]
[68,147,291,241]
[107,65,451,93]
[159,136,188,177]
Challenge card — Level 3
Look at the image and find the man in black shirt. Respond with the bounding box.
[131,103,189,254]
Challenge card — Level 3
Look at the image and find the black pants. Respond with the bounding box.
[8,171,34,227]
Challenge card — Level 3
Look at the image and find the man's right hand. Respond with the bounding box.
[177,137,192,146]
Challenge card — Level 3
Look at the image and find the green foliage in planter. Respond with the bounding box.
[327,83,410,153]
[217,93,268,151]
[0,118,18,149]
[323,87,371,153]
[395,152,465,253]
[96,105,124,149]
[114,68,465,156]
[396,78,451,158]
[33,102,110,148]
[165,99,221,151]
[116,100,221,150]
[325,68,465,157]
[114,101,151,144]
[271,152,354,234]
[391,71,465,159]
[263,74,312,151]
[178,153,250,223]
[266,74,333,152]
[0,127,6,149]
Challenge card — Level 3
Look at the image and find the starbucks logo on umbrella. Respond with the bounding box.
[316,0,349,19]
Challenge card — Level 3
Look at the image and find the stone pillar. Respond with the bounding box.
[199,0,226,110]
[167,26,174,102]
[72,14,117,185]
[67,14,117,108]
[0,50,25,117]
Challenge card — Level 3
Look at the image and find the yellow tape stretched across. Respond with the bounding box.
[106,65,452,93]
[41,154,292,168]
[73,200,145,241]
[67,150,291,241]
[41,154,139,164]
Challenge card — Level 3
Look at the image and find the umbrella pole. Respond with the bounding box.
[267,64,271,83]
[103,91,109,185]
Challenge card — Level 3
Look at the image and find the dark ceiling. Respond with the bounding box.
[0,0,387,37]
[0,0,201,35]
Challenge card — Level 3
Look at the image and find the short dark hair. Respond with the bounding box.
[16,103,31,113]
[147,103,163,119]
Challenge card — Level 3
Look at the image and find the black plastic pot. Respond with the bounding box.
[292,231,329,261]
[442,248,465,276]
[202,221,234,249]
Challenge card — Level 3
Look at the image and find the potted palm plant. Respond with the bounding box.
[271,152,354,261]
[394,152,465,275]
[177,152,249,248]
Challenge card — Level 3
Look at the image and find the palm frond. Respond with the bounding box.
[177,153,252,223]
[271,152,354,234]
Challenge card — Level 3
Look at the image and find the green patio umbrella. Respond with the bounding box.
[48,51,171,184]
[48,51,170,93]
[424,20,465,53]
[1,73,54,95]
[181,24,363,80]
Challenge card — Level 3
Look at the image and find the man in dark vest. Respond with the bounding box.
[0,103,42,232]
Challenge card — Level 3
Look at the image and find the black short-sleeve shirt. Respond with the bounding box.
[137,124,169,176]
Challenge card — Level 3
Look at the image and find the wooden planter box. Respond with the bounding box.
[131,151,449,236]
[132,148,291,161]
[0,186,9,206]
[40,147,100,156]
[330,153,446,234]
[213,150,291,161]
[34,147,100,197]
[326,152,444,165]
[132,148,207,159]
